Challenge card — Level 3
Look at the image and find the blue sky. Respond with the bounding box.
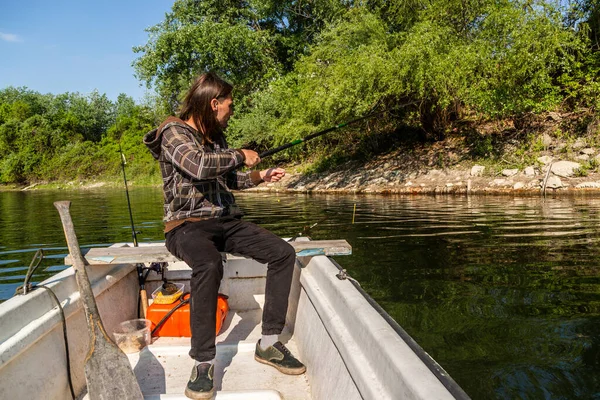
[0,0,172,102]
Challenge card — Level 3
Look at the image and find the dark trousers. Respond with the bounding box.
[165,216,296,362]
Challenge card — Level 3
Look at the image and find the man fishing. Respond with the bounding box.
[143,72,305,400]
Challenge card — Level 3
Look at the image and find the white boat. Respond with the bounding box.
[0,238,470,400]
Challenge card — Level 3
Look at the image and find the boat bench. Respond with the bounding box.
[64,240,352,265]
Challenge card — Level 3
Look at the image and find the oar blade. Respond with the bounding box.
[86,340,143,400]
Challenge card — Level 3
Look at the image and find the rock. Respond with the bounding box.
[551,161,581,177]
[471,165,485,176]
[405,181,413,186]
[576,154,590,161]
[491,179,508,186]
[548,112,562,121]
[582,148,595,155]
[384,163,390,169]
[576,182,600,188]
[513,182,525,189]
[537,156,553,165]
[370,177,388,185]
[572,138,586,150]
[524,166,536,176]
[446,183,454,187]
[408,172,417,179]
[542,133,553,147]
[527,179,542,189]
[587,119,600,135]
[502,168,519,177]
[545,176,563,189]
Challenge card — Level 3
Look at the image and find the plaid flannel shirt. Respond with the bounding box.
[144,117,256,226]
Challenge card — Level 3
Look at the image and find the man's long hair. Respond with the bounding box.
[179,72,233,144]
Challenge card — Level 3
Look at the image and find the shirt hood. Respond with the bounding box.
[143,116,189,160]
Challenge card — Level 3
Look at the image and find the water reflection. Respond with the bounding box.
[0,189,599,399]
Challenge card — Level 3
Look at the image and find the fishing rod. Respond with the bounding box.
[258,109,385,159]
[118,143,138,247]
[119,144,155,318]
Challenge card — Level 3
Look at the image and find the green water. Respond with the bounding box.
[1,188,599,399]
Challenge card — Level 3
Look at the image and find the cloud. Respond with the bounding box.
[0,32,22,42]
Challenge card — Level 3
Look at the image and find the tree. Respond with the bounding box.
[132,0,351,110]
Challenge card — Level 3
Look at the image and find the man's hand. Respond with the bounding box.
[240,149,260,167]
[260,168,286,182]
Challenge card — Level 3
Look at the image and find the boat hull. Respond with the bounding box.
[0,242,468,400]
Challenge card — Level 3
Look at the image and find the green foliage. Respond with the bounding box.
[231,10,396,149]
[231,1,591,144]
[133,0,351,110]
[575,157,599,177]
[3,0,600,183]
[466,131,495,159]
[575,163,589,176]
[0,87,159,184]
[133,0,600,158]
[465,2,579,116]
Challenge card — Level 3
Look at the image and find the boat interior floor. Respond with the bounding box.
[125,296,310,400]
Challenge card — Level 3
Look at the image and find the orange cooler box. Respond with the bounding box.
[147,293,229,337]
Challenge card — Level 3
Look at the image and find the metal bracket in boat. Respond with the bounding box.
[335,268,361,286]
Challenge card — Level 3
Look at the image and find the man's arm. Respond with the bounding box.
[227,171,261,190]
[227,168,286,190]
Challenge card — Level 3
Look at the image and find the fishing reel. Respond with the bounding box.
[137,261,166,287]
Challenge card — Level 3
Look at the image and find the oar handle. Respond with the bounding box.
[54,201,104,333]
[140,289,149,318]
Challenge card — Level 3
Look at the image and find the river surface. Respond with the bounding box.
[0,188,599,399]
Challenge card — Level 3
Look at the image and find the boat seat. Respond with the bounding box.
[64,240,351,265]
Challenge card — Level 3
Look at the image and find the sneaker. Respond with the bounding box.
[254,340,306,375]
[184,363,215,399]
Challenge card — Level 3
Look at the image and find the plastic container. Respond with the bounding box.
[113,319,151,353]
[151,283,184,304]
[148,293,229,337]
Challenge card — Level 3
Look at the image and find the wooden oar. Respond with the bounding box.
[54,201,143,400]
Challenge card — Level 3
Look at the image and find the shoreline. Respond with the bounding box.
[7,169,600,197]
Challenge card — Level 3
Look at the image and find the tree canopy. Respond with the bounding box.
[0,88,161,183]
[134,0,599,146]
[1,0,599,184]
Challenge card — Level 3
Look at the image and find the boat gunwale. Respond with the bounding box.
[0,262,136,366]
[327,257,471,400]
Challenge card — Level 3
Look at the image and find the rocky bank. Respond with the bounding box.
[247,114,600,196]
